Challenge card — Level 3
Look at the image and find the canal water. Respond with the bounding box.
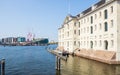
[0,45,120,75]
[0,45,57,75]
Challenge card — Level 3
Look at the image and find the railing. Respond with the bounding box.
[0,59,5,75]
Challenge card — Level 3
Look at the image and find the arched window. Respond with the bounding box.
[78,30,80,35]
[90,41,93,49]
[104,10,108,19]
[104,40,108,50]
[91,26,93,34]
[91,16,93,24]
[104,22,108,31]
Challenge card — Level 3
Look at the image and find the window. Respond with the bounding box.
[111,40,114,47]
[104,10,108,19]
[74,22,76,27]
[74,30,76,34]
[99,12,101,17]
[81,41,82,46]
[91,16,93,24]
[79,30,80,35]
[67,32,69,37]
[78,41,80,47]
[111,6,113,13]
[87,41,89,47]
[84,28,86,33]
[104,22,108,31]
[90,41,93,49]
[111,20,113,27]
[100,40,102,47]
[95,25,97,31]
[81,20,83,24]
[84,19,86,23]
[84,41,86,46]
[95,14,97,19]
[87,27,89,33]
[91,26,93,34]
[99,23,102,30]
[99,35,102,39]
[79,22,80,28]
[104,40,108,50]
[74,41,76,46]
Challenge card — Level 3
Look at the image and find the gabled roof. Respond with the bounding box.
[63,14,76,25]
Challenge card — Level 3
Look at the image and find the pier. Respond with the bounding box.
[48,50,68,70]
[48,50,67,61]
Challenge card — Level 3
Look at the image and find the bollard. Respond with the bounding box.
[56,56,58,70]
[56,56,61,71]
[1,59,5,75]
[58,57,61,71]
[0,61,1,75]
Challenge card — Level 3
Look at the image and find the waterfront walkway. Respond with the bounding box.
[74,49,120,64]
[55,46,120,64]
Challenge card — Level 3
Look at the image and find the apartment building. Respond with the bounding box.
[58,0,120,60]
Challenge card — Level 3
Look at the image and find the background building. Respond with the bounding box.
[17,37,26,43]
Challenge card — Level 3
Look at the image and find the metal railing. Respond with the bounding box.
[0,59,5,75]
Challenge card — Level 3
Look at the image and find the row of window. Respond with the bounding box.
[61,19,114,36]
[79,6,113,25]
[76,21,113,35]
[59,39,114,50]
[60,6,113,33]
[62,40,114,50]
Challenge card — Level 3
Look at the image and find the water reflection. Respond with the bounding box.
[60,56,120,75]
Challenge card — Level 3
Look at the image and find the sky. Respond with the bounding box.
[0,0,99,41]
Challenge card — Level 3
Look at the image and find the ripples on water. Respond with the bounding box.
[0,45,57,75]
[0,45,120,75]
[61,56,120,75]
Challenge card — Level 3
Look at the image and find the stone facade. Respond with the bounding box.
[58,0,120,60]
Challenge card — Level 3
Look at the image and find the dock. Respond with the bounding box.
[48,50,67,61]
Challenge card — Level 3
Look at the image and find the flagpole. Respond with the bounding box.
[68,0,71,14]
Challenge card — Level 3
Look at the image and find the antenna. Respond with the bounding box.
[68,0,71,14]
